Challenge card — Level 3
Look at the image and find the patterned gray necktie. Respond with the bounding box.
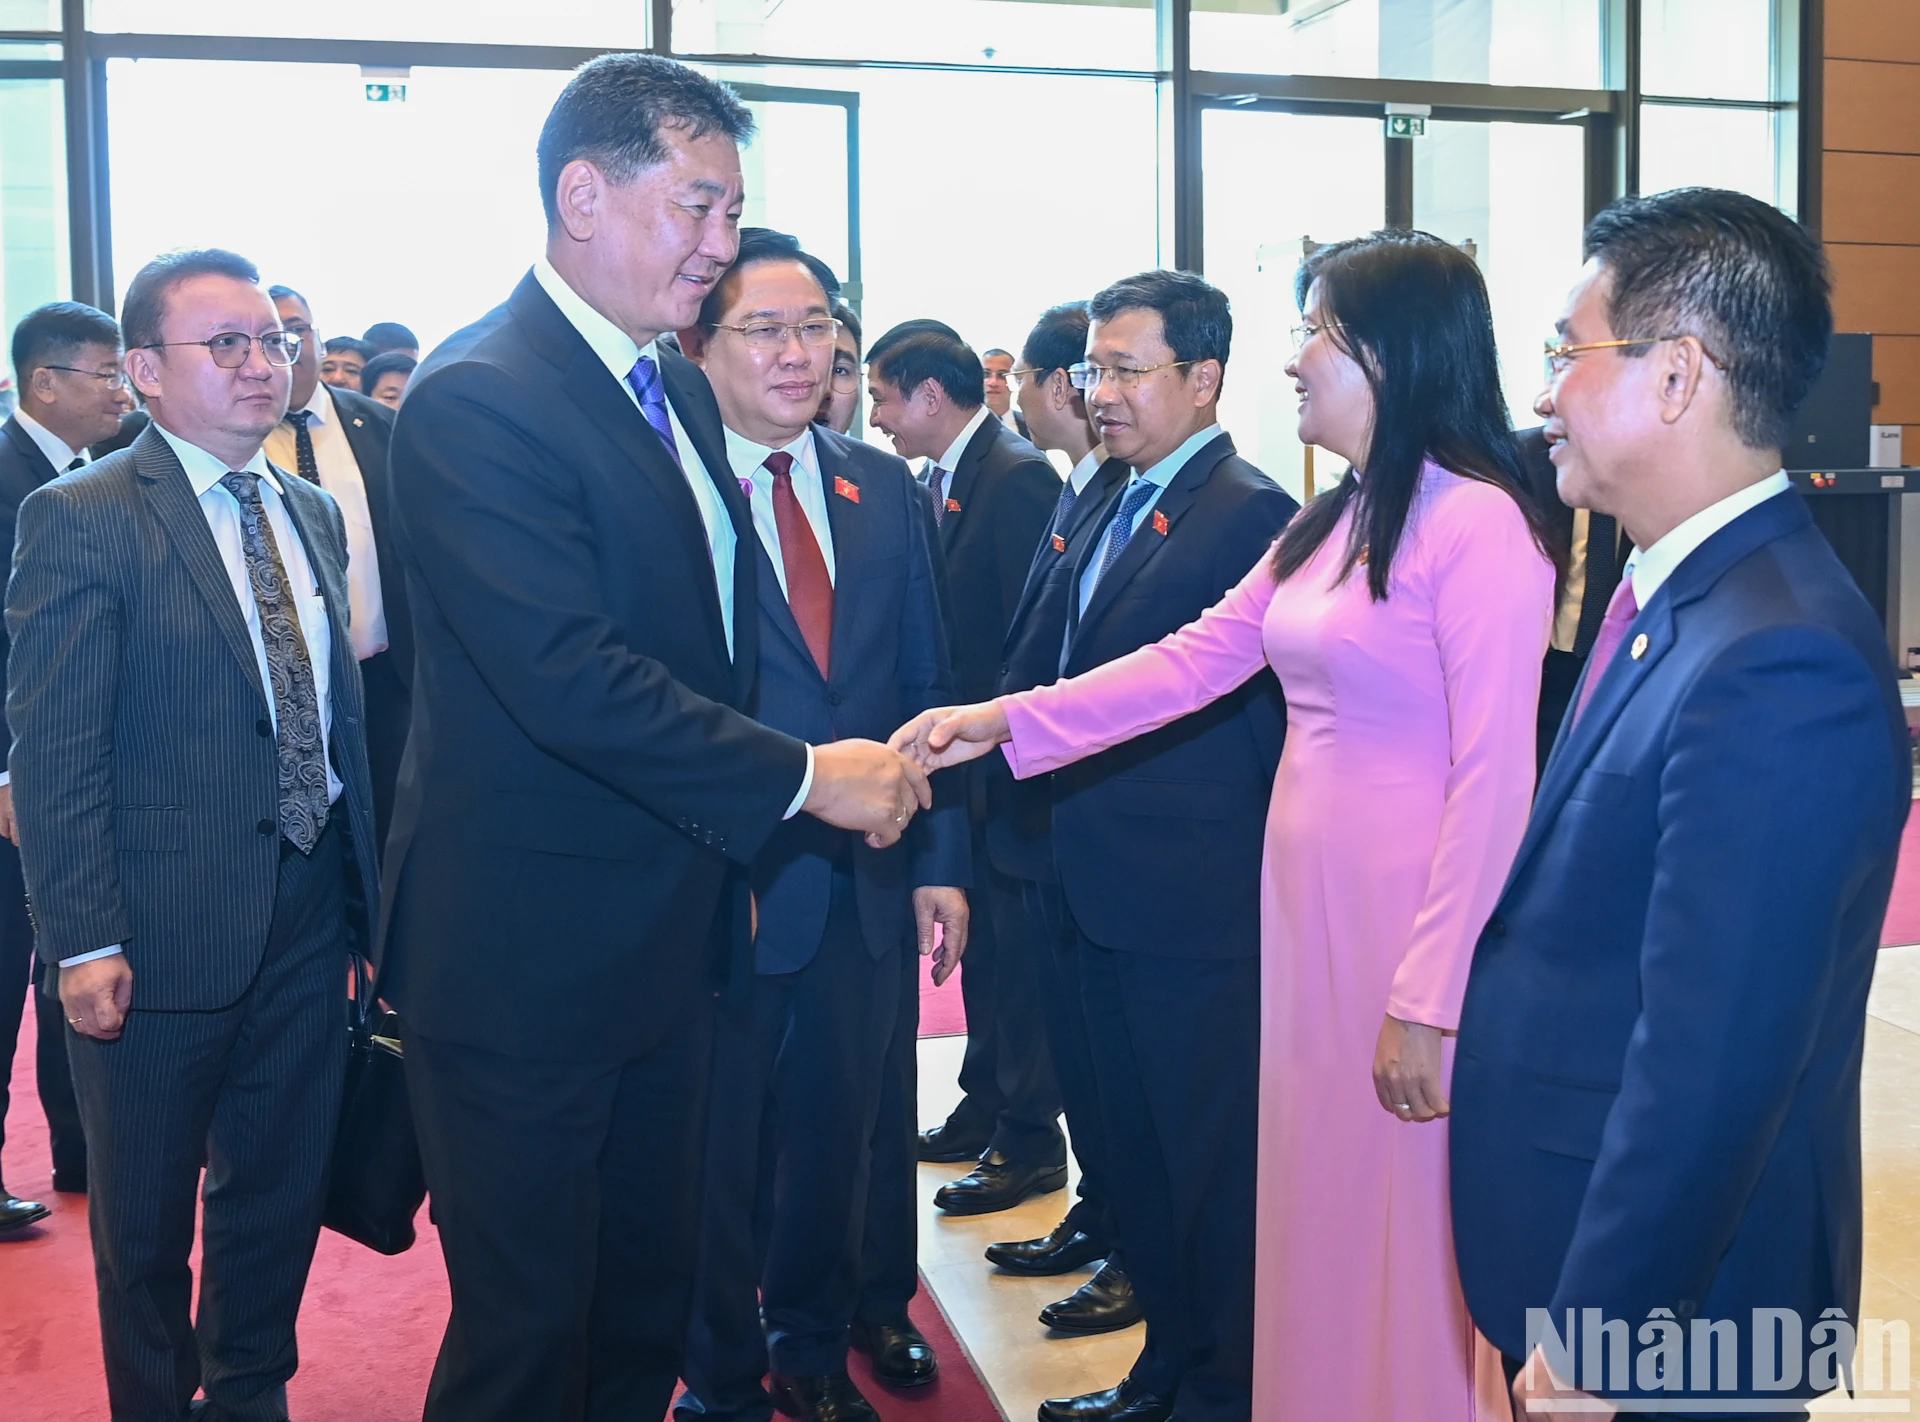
[220,471,328,853]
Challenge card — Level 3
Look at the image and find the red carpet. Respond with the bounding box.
[1882,799,1920,947]
[1,1006,1001,1422]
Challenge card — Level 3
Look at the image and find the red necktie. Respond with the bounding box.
[767,451,833,677]
[1571,576,1640,727]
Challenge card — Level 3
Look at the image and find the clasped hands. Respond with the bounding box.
[801,702,1012,850]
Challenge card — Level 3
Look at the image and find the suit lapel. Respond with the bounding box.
[1007,456,1125,642]
[131,429,267,707]
[752,534,816,672]
[276,468,360,703]
[0,417,58,500]
[814,431,866,678]
[939,413,1001,553]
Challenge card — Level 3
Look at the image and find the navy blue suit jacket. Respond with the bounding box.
[1451,489,1908,1397]
[747,427,970,975]
[1050,433,1297,958]
[0,417,61,755]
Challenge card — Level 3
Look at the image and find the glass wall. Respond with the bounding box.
[1637,0,1790,209]
[677,0,1156,69]
[88,0,651,48]
[0,69,68,416]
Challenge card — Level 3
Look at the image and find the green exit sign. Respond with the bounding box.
[365,82,407,103]
[1387,114,1426,138]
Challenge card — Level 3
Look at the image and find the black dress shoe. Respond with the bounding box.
[0,1193,50,1232]
[917,1120,991,1163]
[985,1217,1109,1275]
[848,1317,938,1387]
[1036,1377,1173,1422]
[933,1152,1068,1215]
[1039,1258,1142,1334]
[52,1167,87,1195]
[768,1372,879,1422]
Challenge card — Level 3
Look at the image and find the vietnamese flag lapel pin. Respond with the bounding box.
[946,498,962,514]
[1152,508,1171,536]
[1051,533,1068,552]
[833,475,860,503]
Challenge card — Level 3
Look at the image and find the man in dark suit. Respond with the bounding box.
[674,230,970,1422]
[377,57,930,1422]
[0,301,131,1226]
[866,323,1066,1213]
[1516,424,1623,775]
[979,300,1138,1330]
[1451,189,1910,1421]
[8,249,382,1422]
[266,286,412,849]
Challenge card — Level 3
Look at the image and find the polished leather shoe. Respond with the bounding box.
[52,1166,86,1195]
[848,1317,938,1387]
[0,1193,50,1232]
[933,1151,1067,1215]
[985,1217,1109,1275]
[916,1119,991,1163]
[769,1372,879,1421]
[1039,1258,1143,1334]
[1035,1377,1174,1422]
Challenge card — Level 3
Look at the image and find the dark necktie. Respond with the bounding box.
[1570,577,1640,728]
[1571,511,1620,658]
[219,471,329,852]
[63,456,85,473]
[624,355,683,471]
[767,451,833,677]
[926,465,949,526]
[1048,477,1078,539]
[1092,478,1159,590]
[283,409,321,484]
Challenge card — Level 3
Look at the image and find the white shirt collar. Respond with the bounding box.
[723,424,816,486]
[152,421,279,499]
[533,257,649,386]
[1068,443,1108,494]
[1625,471,1792,608]
[1138,422,1223,489]
[295,380,336,425]
[934,405,994,475]
[12,408,82,472]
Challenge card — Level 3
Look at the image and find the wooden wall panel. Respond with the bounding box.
[1873,336,1920,421]
[1826,59,1920,155]
[1824,152,1920,244]
[1828,0,1920,63]
[1830,244,1920,335]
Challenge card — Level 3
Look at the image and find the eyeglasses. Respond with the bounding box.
[140,332,302,369]
[710,318,842,351]
[43,365,130,390]
[1068,360,1197,392]
[828,367,860,393]
[1543,335,1727,381]
[1288,320,1344,351]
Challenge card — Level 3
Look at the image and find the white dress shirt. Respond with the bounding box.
[1624,471,1792,608]
[724,425,836,594]
[531,260,813,816]
[1079,423,1221,615]
[12,408,84,473]
[930,405,994,488]
[1067,443,1109,496]
[62,424,342,969]
[265,382,389,661]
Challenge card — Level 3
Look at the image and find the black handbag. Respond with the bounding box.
[323,953,427,1254]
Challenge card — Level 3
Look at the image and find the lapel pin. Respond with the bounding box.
[352,417,364,428]
[833,476,860,503]
[946,498,962,514]
[1631,633,1649,660]
[1152,509,1170,536]
[1051,533,1067,553]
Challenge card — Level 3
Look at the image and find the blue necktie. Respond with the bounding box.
[1092,478,1158,589]
[624,355,683,471]
[1048,478,1078,539]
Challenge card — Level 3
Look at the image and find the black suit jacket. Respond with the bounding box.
[376,271,810,1062]
[6,423,382,1004]
[933,413,1060,707]
[1050,433,1297,958]
[0,417,62,755]
[985,455,1129,881]
[90,408,149,460]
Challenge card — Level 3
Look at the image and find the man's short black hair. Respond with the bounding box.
[325,336,378,360]
[360,351,417,391]
[698,227,842,328]
[267,284,309,312]
[869,324,984,408]
[11,301,122,384]
[362,321,419,353]
[537,52,754,226]
[833,302,862,349]
[1088,269,1232,370]
[1583,186,1832,451]
[121,248,261,354]
[1020,302,1091,381]
[982,347,1013,360]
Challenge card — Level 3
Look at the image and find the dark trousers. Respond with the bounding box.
[67,824,348,1422]
[1023,878,1114,1247]
[1079,934,1258,1422]
[949,824,1065,1165]
[407,981,715,1422]
[681,871,902,1419]
[0,834,85,1185]
[1537,647,1584,778]
[855,928,922,1327]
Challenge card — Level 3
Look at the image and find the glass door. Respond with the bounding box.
[0,50,69,417]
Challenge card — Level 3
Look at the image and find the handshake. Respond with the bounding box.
[800,701,1013,847]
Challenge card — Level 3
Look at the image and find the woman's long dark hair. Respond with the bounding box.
[1269,229,1560,600]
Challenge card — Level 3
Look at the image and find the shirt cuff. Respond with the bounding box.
[59,945,123,968]
[783,743,816,820]
[0,771,11,786]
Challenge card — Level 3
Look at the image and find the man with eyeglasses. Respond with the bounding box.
[0,300,130,1230]
[1028,269,1296,1422]
[815,302,863,435]
[6,248,381,1422]
[673,227,968,1422]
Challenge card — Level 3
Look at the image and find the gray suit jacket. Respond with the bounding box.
[5,422,380,1009]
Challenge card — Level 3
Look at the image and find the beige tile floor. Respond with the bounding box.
[917,944,1920,1420]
